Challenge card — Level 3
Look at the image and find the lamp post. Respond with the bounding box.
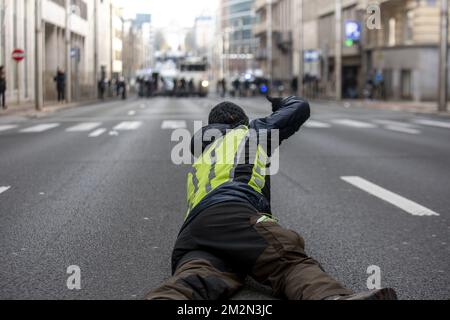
[266,0,273,91]
[438,0,448,112]
[65,0,72,103]
[35,0,43,110]
[296,0,304,97]
[335,0,342,101]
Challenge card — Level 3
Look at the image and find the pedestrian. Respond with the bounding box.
[221,78,227,98]
[117,76,127,100]
[188,79,195,97]
[179,78,187,97]
[98,79,106,100]
[146,96,398,301]
[173,78,178,97]
[54,68,66,103]
[0,66,7,110]
[291,77,298,95]
[232,77,240,97]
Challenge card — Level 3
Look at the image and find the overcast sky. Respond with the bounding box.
[114,0,218,28]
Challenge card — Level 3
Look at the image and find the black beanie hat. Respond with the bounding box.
[208,101,249,127]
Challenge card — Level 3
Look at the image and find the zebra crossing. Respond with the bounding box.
[303,118,450,135]
[0,121,144,137]
[0,118,449,137]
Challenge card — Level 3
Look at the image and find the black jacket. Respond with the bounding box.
[54,72,65,90]
[0,75,6,92]
[182,96,310,232]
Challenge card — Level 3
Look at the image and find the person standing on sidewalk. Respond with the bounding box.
[0,66,7,110]
[54,68,66,103]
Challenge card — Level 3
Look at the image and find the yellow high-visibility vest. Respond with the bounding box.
[186,126,269,219]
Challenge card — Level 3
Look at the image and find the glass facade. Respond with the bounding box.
[223,0,257,54]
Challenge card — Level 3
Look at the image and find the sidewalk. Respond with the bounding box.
[0,98,111,119]
[321,98,450,116]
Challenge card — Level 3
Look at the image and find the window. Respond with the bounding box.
[388,18,396,46]
[404,10,414,44]
[401,70,412,99]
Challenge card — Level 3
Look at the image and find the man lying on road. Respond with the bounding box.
[147,96,398,300]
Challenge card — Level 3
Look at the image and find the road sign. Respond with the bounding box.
[345,20,361,47]
[12,49,25,62]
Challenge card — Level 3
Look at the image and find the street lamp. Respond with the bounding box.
[1,0,6,65]
[335,0,342,101]
[35,0,43,110]
[438,0,448,112]
[65,1,80,104]
[266,0,273,91]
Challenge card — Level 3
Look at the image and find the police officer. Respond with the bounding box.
[146,97,397,301]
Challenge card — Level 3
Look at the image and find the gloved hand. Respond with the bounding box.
[266,96,285,112]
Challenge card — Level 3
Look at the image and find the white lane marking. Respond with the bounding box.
[374,120,417,128]
[128,110,136,116]
[20,123,60,133]
[333,119,377,128]
[66,122,101,132]
[341,176,440,217]
[384,125,421,135]
[0,125,18,132]
[304,120,331,128]
[89,128,107,137]
[413,119,450,129]
[0,186,11,196]
[161,120,187,129]
[114,121,142,131]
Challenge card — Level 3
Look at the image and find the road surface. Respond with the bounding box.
[0,97,449,299]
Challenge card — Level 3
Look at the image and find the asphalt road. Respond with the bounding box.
[0,96,449,300]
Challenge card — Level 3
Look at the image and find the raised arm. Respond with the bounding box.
[251,96,311,143]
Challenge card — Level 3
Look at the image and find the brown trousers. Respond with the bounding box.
[146,203,352,300]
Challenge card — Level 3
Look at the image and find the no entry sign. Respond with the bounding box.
[12,49,25,62]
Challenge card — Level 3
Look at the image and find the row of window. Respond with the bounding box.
[49,0,87,20]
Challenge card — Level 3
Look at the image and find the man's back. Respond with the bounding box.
[183,97,310,229]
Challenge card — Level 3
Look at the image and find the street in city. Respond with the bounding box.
[0,97,449,300]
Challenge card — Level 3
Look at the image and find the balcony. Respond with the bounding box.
[254,0,267,12]
[275,31,293,53]
[255,47,268,60]
[253,20,267,37]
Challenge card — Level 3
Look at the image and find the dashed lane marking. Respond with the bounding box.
[0,125,18,132]
[114,121,142,131]
[0,186,11,196]
[384,125,421,135]
[413,119,450,129]
[66,122,102,132]
[374,120,417,128]
[89,128,108,137]
[341,176,440,217]
[161,120,187,129]
[304,120,331,128]
[20,123,60,133]
[333,119,377,128]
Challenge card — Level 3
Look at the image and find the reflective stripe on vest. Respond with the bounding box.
[185,126,269,219]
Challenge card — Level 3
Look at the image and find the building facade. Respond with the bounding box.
[365,0,450,101]
[0,0,126,105]
[220,0,259,77]
[122,13,153,80]
[251,0,450,101]
[253,0,296,89]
